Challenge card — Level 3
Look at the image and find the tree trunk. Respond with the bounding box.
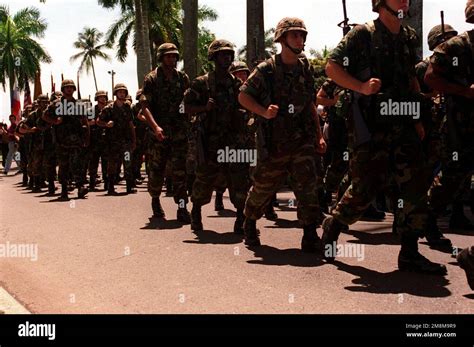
[246,0,265,70]
[141,0,153,73]
[134,0,152,87]
[91,60,98,92]
[183,0,198,80]
[403,0,423,60]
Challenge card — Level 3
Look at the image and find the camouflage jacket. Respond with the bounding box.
[141,66,190,126]
[99,101,134,144]
[45,97,87,147]
[240,54,316,148]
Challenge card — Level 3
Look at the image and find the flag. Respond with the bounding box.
[77,71,82,100]
[10,82,21,122]
[51,74,55,93]
[23,79,32,109]
[33,71,43,100]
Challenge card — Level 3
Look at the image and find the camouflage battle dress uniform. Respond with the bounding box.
[185,40,250,233]
[241,18,322,251]
[322,0,447,275]
[141,43,191,222]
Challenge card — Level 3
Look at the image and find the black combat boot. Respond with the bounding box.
[177,206,191,224]
[191,205,203,231]
[264,203,278,221]
[449,202,474,231]
[152,197,165,218]
[107,179,118,196]
[126,179,137,194]
[22,172,28,186]
[89,175,97,192]
[165,177,173,197]
[47,180,56,196]
[233,209,245,235]
[425,213,452,248]
[214,191,224,211]
[244,218,261,246]
[272,194,279,207]
[59,183,69,201]
[32,177,42,193]
[361,204,386,221]
[321,216,345,262]
[398,234,447,275]
[103,178,109,192]
[77,184,88,199]
[27,176,34,190]
[457,246,474,290]
[301,223,322,253]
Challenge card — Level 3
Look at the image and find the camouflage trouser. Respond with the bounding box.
[332,129,428,237]
[244,140,320,226]
[325,150,350,193]
[28,145,44,177]
[429,144,474,215]
[56,145,87,185]
[42,145,56,181]
[132,141,146,179]
[186,132,197,175]
[147,134,188,204]
[106,142,133,180]
[192,155,249,210]
[88,144,107,179]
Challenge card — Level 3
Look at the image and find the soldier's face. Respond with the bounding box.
[116,90,127,100]
[284,31,306,51]
[215,51,234,70]
[63,86,75,97]
[39,101,48,109]
[233,71,249,82]
[387,0,410,13]
[162,54,178,68]
[97,96,107,105]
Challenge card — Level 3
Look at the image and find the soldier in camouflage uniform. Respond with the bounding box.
[42,79,90,201]
[86,91,108,191]
[185,40,251,233]
[23,95,50,192]
[97,83,137,195]
[19,105,33,186]
[140,43,191,223]
[239,18,326,250]
[425,0,474,234]
[131,89,148,184]
[323,0,447,274]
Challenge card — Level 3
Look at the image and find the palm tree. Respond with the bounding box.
[70,27,111,92]
[0,6,51,109]
[246,0,265,69]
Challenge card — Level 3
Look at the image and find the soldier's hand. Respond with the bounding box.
[316,137,327,154]
[55,117,63,125]
[360,78,382,96]
[206,98,216,111]
[106,121,114,128]
[153,126,165,142]
[264,104,279,119]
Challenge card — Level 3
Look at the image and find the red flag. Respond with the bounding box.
[10,82,21,122]
[24,79,32,109]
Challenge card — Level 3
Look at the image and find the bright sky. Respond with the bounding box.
[1,0,472,122]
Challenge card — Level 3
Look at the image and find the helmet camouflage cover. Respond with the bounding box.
[61,79,76,91]
[157,43,180,62]
[229,61,250,75]
[37,94,49,102]
[427,24,458,51]
[274,17,308,43]
[95,90,108,101]
[207,39,235,61]
[113,83,128,96]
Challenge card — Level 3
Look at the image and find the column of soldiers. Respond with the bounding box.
[9,0,474,283]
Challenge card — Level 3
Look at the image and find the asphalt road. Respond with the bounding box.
[1,168,473,314]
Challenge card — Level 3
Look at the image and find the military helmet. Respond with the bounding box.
[372,0,410,13]
[229,61,250,75]
[427,24,458,51]
[95,90,108,101]
[208,39,235,61]
[37,94,49,102]
[274,17,308,43]
[113,83,128,96]
[61,79,76,92]
[50,91,62,102]
[157,43,180,62]
[136,89,143,101]
[467,0,474,23]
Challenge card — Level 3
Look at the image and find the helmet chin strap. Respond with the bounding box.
[381,3,405,18]
[283,41,304,55]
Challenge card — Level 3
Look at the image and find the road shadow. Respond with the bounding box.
[141,217,183,230]
[265,218,301,230]
[345,230,399,246]
[247,245,324,268]
[463,293,474,300]
[183,229,243,245]
[333,261,451,298]
[207,209,237,218]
